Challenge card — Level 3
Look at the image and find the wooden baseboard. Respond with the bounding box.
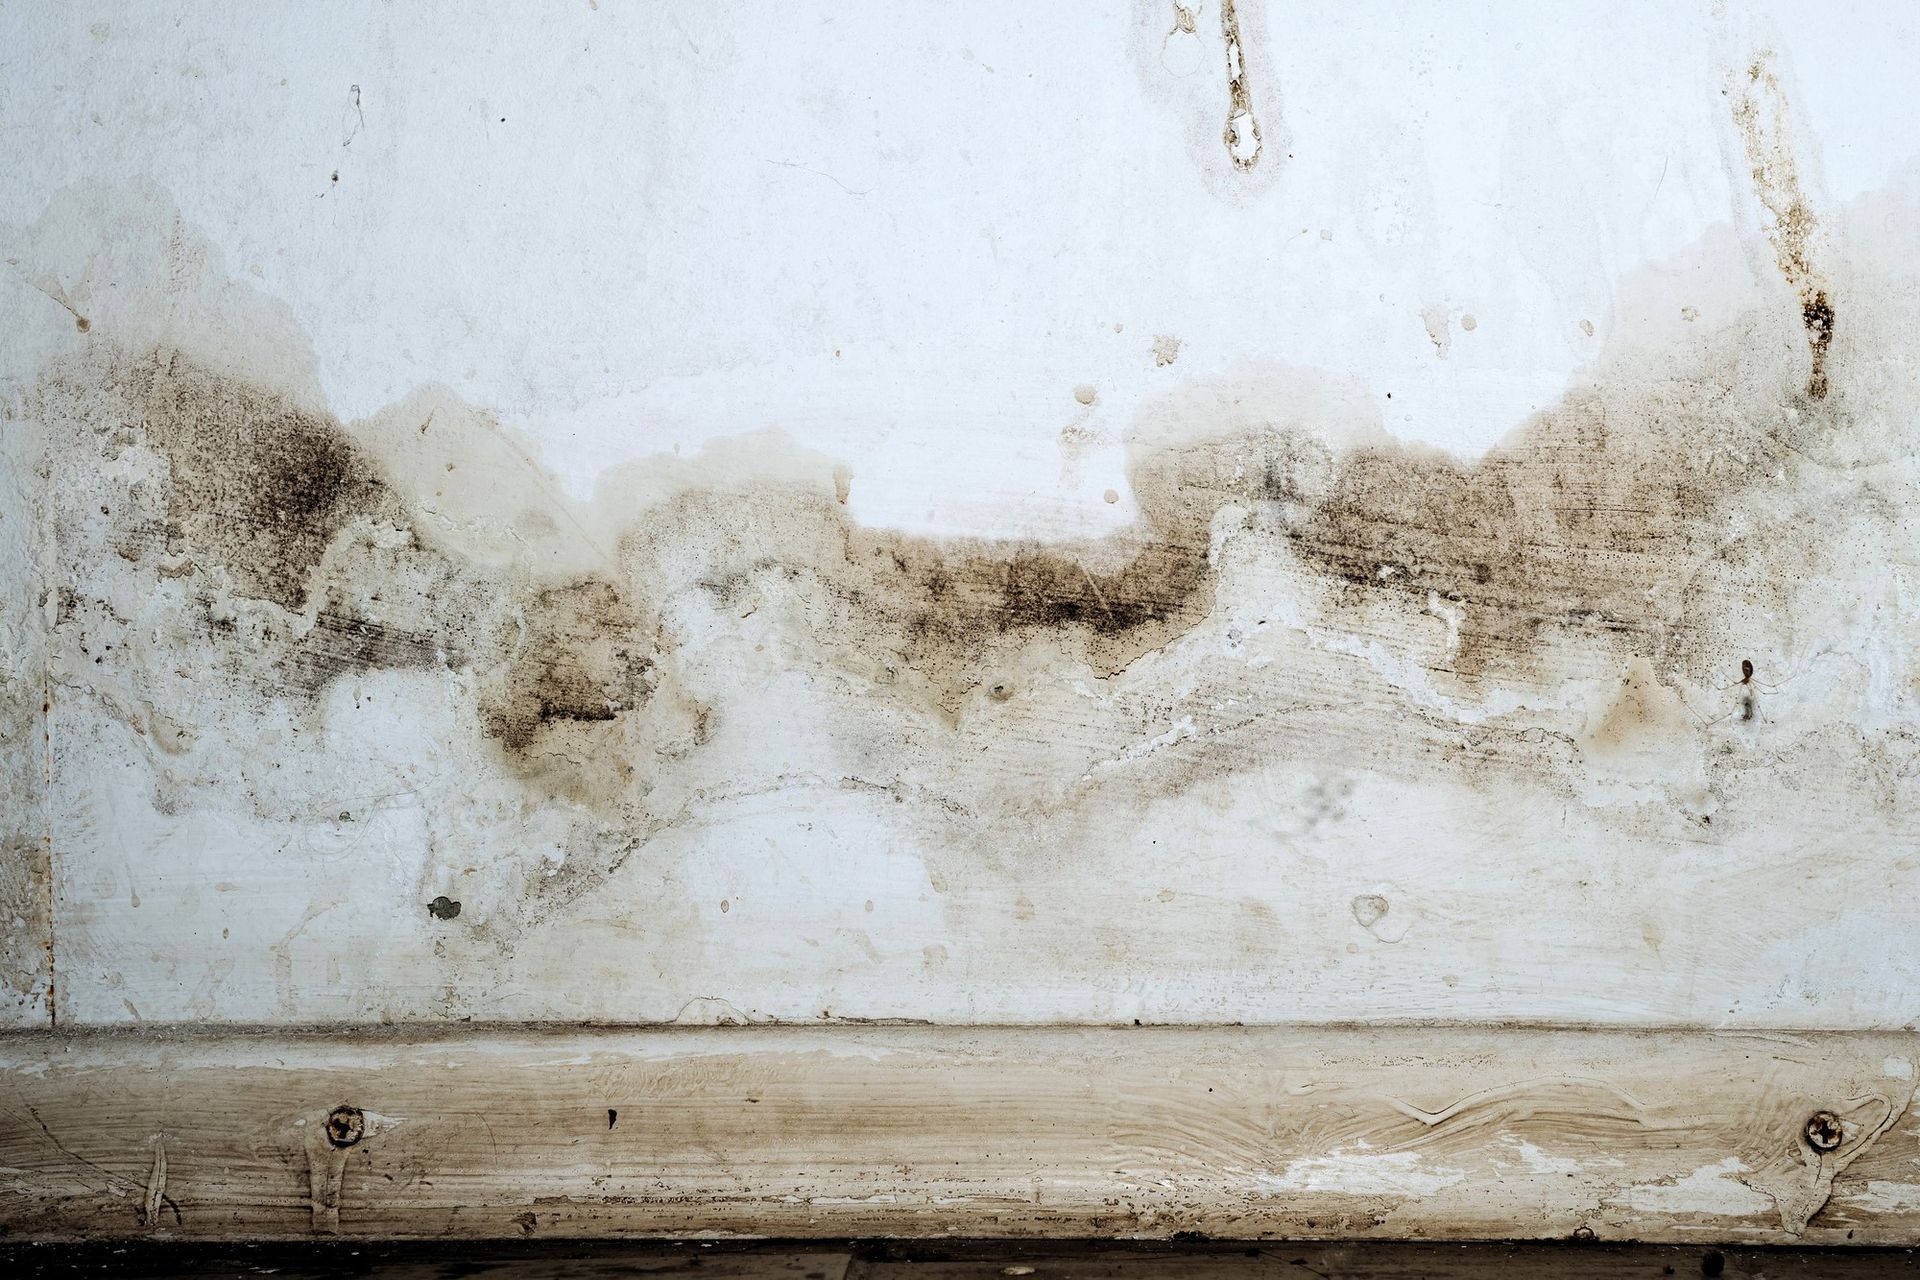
[2,1026,1916,1243]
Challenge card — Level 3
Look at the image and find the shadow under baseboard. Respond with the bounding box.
[1,1239,1916,1279]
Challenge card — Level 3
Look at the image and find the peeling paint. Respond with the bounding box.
[1258,1151,1467,1198]
[1615,1158,1776,1218]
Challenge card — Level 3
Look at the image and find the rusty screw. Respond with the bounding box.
[1804,1110,1844,1152]
[325,1105,365,1148]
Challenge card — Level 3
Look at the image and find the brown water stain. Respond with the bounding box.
[36,351,650,811]
[45,290,1855,755]
[37,288,1861,902]
[29,147,1913,949]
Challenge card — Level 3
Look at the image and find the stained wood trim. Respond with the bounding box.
[2,1026,1916,1243]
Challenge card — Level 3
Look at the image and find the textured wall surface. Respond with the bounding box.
[3,2,1919,1031]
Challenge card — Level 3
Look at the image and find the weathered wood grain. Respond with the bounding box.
[3,1027,1916,1243]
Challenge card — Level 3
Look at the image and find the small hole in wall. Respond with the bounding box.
[608,1108,617,1130]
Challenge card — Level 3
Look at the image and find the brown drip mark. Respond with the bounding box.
[1731,52,1834,399]
[1219,0,1262,171]
[1800,289,1834,398]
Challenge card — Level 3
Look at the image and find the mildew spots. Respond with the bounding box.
[1272,375,1786,684]
[113,354,393,611]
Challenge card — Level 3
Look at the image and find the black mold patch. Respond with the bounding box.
[125,353,392,610]
[44,350,661,820]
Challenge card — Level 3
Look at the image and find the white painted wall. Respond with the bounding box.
[4,2,1918,1028]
